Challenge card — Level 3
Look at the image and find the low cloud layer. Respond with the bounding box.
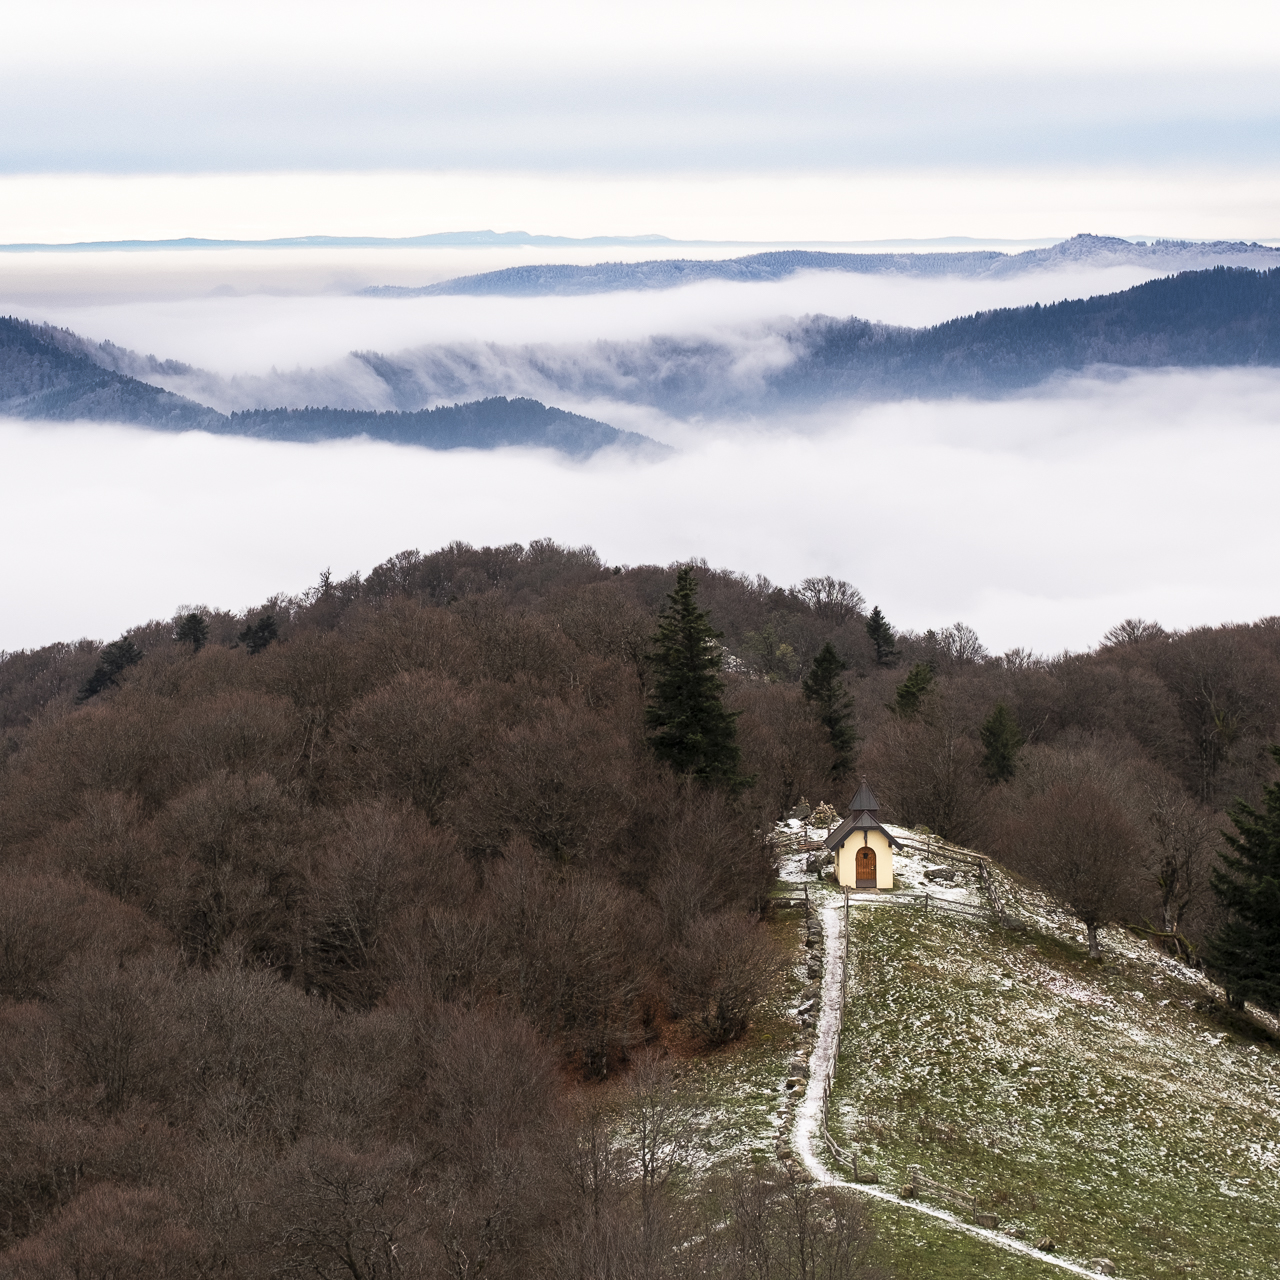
[5,366,1279,657]
[17,263,1171,425]
[23,263,1163,372]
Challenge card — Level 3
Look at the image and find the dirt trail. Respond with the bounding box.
[791,896,1118,1280]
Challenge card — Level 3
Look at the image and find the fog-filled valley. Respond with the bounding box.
[5,360,1280,657]
[5,240,1280,654]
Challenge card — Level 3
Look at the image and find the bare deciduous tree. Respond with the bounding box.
[797,577,865,627]
[668,912,782,1047]
[997,779,1141,958]
[1143,782,1220,937]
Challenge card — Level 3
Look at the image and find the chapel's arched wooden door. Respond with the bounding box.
[855,845,877,889]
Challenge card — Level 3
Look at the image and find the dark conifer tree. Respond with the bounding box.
[865,606,898,666]
[892,662,934,718]
[75,636,143,702]
[1209,748,1280,1011]
[644,566,751,792]
[237,614,279,656]
[174,612,209,653]
[802,641,856,778]
[980,702,1023,782]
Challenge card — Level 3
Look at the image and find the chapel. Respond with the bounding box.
[823,778,902,891]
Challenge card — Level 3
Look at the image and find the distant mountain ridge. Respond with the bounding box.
[0,318,654,456]
[778,264,1280,402]
[340,265,1280,415]
[0,231,685,253]
[5,266,1279,439]
[364,234,1280,298]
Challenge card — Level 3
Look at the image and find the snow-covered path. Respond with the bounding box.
[791,895,1119,1280]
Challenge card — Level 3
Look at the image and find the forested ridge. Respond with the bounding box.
[1,539,1278,1275]
[0,318,644,456]
[783,266,1280,400]
[10,266,1280,442]
[364,234,1280,298]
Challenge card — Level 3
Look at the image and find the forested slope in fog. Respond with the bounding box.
[287,266,1280,417]
[781,264,1280,401]
[0,318,650,455]
[7,267,1280,430]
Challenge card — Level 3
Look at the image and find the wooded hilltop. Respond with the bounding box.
[0,538,1276,1277]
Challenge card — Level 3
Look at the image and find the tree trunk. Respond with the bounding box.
[1086,921,1101,959]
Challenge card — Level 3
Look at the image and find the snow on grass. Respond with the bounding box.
[826,900,1280,1278]
[670,906,816,1172]
[678,821,1280,1277]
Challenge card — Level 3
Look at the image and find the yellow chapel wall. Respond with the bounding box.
[835,828,895,890]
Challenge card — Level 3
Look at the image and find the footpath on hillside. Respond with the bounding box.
[770,818,1280,1280]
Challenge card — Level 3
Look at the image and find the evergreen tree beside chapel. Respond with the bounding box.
[980,703,1024,782]
[644,566,752,792]
[802,641,856,778]
[1209,746,1280,1011]
[865,605,898,666]
[892,662,935,718]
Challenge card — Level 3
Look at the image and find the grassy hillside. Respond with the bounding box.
[665,852,1088,1279]
[820,882,1280,1277]
[4,541,1280,1276]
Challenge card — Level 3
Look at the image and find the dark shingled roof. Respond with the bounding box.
[823,809,903,853]
[848,779,879,813]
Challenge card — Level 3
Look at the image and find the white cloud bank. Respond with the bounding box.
[4,366,1278,657]
[24,264,1166,382]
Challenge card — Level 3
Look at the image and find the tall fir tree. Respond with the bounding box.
[892,662,935,718]
[644,566,752,792]
[1209,747,1280,1011]
[980,703,1023,782]
[75,636,143,703]
[237,614,279,656]
[801,641,856,778]
[174,612,209,652]
[865,605,898,666]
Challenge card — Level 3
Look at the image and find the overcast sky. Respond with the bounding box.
[2,1,1280,241]
[4,1,1280,173]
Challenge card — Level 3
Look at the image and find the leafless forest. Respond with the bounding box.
[0,538,1274,1277]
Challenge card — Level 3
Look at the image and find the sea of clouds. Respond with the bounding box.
[5,251,1278,655]
[18,257,1170,432]
[5,360,1280,657]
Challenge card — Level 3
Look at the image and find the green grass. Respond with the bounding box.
[873,1202,1074,1280]
[678,898,1087,1277]
[827,904,1280,1278]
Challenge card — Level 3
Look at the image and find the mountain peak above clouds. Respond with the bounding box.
[994,232,1280,273]
[362,234,1280,299]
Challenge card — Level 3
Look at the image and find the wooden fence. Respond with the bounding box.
[907,1164,978,1215]
[842,890,993,921]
